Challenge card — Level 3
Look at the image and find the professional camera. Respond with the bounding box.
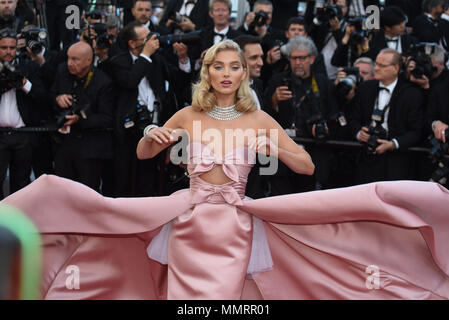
[428,131,449,184]
[123,102,161,131]
[19,27,47,55]
[145,30,202,48]
[82,22,114,49]
[366,122,387,154]
[336,67,361,100]
[0,61,24,90]
[85,9,106,21]
[55,93,91,129]
[167,11,184,24]
[409,42,438,79]
[316,2,342,24]
[254,10,269,27]
[347,17,371,45]
[307,113,328,140]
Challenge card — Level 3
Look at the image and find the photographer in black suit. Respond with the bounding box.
[0,29,46,199]
[412,0,449,49]
[366,6,419,60]
[109,21,191,197]
[349,48,424,184]
[160,0,212,33]
[50,41,114,192]
[265,36,336,193]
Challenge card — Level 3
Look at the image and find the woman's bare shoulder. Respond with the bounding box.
[249,109,279,127]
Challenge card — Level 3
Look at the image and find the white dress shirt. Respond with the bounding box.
[377,78,400,149]
[213,26,229,45]
[130,52,156,112]
[179,0,196,17]
[386,35,402,53]
[0,81,32,128]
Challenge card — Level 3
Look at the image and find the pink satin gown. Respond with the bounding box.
[2,142,449,299]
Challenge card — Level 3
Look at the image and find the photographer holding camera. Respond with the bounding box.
[160,0,212,33]
[330,16,370,69]
[259,17,327,87]
[109,21,191,197]
[349,48,424,184]
[0,28,46,199]
[366,6,418,61]
[306,0,350,80]
[50,41,114,192]
[265,36,336,193]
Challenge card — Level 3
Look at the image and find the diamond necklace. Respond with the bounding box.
[205,105,243,121]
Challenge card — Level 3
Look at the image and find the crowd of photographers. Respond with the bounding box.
[1,0,449,200]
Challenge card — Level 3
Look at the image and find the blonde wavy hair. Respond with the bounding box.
[191,40,257,113]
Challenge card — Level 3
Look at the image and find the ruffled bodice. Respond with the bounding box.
[187,142,256,206]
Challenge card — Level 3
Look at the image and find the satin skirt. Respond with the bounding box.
[2,175,449,299]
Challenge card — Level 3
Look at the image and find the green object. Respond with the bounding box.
[0,204,42,300]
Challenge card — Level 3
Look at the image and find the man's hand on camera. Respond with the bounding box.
[26,47,46,66]
[267,46,281,65]
[312,124,329,138]
[94,46,109,62]
[56,94,73,109]
[334,68,348,85]
[375,139,394,154]
[358,126,371,143]
[178,16,195,32]
[433,121,449,142]
[81,25,97,43]
[64,114,79,127]
[173,42,188,62]
[329,17,340,31]
[142,34,160,58]
[244,11,255,29]
[342,25,354,45]
[272,86,293,108]
[410,74,430,89]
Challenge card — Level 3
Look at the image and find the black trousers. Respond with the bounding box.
[54,136,103,192]
[0,132,34,199]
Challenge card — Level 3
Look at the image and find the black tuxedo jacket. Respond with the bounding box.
[366,31,419,60]
[412,14,449,49]
[0,58,47,127]
[200,26,242,52]
[159,0,212,32]
[50,64,115,159]
[349,78,424,150]
[109,51,191,134]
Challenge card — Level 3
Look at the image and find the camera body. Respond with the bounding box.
[307,113,328,140]
[336,67,361,100]
[0,61,24,90]
[123,102,160,131]
[19,28,47,55]
[55,93,91,129]
[316,3,342,24]
[347,17,371,45]
[366,122,387,154]
[145,30,202,48]
[428,131,449,184]
[254,10,269,27]
[409,42,438,79]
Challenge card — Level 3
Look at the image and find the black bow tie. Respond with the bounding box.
[214,32,225,40]
[386,37,399,43]
[379,86,390,93]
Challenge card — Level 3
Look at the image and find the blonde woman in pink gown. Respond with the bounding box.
[3,40,449,300]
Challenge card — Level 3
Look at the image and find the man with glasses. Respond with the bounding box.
[349,48,424,184]
[264,36,336,194]
[0,28,46,199]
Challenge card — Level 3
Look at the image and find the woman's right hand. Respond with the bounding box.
[146,127,175,144]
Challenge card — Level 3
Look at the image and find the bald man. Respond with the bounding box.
[51,41,115,192]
